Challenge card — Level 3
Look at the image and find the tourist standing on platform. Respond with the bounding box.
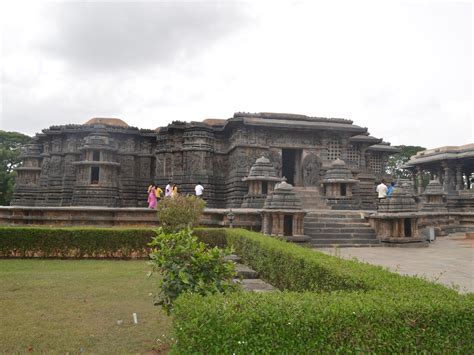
[171,183,178,198]
[147,185,157,209]
[376,180,388,202]
[155,185,163,201]
[387,181,395,198]
[195,182,204,198]
[165,181,172,198]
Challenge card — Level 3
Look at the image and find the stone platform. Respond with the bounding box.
[0,206,262,229]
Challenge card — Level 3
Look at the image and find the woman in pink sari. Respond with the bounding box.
[147,185,157,209]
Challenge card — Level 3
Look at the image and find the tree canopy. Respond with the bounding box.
[0,130,32,205]
[385,145,426,178]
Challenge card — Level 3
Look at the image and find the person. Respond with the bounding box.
[165,181,172,198]
[387,181,395,197]
[155,185,163,201]
[376,180,388,202]
[147,185,157,209]
[171,183,178,198]
[195,182,204,198]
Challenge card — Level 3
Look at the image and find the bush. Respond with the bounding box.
[0,226,155,258]
[173,228,473,353]
[156,195,206,232]
[148,228,238,314]
[174,292,474,353]
[195,228,458,297]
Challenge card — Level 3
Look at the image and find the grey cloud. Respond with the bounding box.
[42,2,252,72]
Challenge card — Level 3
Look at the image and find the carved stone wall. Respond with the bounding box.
[13,113,396,210]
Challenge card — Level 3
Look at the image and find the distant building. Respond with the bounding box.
[13,112,398,209]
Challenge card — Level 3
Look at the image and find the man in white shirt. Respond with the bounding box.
[195,182,204,198]
[165,181,172,197]
[376,180,388,202]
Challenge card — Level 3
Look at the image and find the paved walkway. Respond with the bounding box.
[315,233,474,293]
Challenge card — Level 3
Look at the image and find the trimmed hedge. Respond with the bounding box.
[194,228,459,297]
[174,292,474,353]
[0,226,156,258]
[175,228,474,353]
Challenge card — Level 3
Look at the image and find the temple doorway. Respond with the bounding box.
[282,149,302,186]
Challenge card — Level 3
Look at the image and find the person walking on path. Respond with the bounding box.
[195,182,204,198]
[376,180,388,202]
[147,184,158,209]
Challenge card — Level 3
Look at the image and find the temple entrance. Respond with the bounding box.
[282,149,302,186]
[404,219,412,237]
[283,215,293,236]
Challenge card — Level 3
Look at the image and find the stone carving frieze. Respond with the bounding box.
[302,153,322,187]
[50,155,63,176]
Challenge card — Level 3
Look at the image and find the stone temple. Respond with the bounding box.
[7,112,474,247]
[12,113,398,209]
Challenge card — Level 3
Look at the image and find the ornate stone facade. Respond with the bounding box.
[13,113,397,208]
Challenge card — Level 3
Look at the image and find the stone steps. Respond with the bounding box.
[293,187,328,210]
[311,242,382,248]
[304,211,380,247]
[305,226,375,232]
[310,237,378,244]
[226,255,278,292]
[304,232,376,239]
[235,264,258,279]
[305,221,370,227]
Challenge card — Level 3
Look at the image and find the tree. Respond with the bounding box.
[385,145,425,178]
[0,130,32,205]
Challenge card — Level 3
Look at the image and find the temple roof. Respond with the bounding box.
[377,183,417,213]
[422,179,446,196]
[84,118,129,128]
[322,159,359,183]
[404,143,474,167]
[243,156,281,182]
[366,142,400,153]
[263,181,304,210]
[230,112,367,133]
[349,134,382,144]
[202,118,227,127]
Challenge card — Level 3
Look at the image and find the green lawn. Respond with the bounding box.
[0,259,171,353]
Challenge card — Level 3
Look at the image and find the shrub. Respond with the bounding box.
[156,195,206,232]
[0,226,155,258]
[173,228,473,353]
[148,228,238,314]
[174,292,474,353]
[195,228,459,297]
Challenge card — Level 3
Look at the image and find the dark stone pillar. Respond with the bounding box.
[455,165,463,190]
[416,169,423,194]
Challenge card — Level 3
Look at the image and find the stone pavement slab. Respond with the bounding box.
[315,233,474,293]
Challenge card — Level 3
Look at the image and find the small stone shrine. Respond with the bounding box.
[370,183,427,246]
[421,179,447,212]
[322,158,359,209]
[241,156,281,208]
[261,181,308,243]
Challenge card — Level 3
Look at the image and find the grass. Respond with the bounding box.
[0,259,172,353]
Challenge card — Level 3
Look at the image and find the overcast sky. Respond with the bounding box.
[0,0,472,149]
